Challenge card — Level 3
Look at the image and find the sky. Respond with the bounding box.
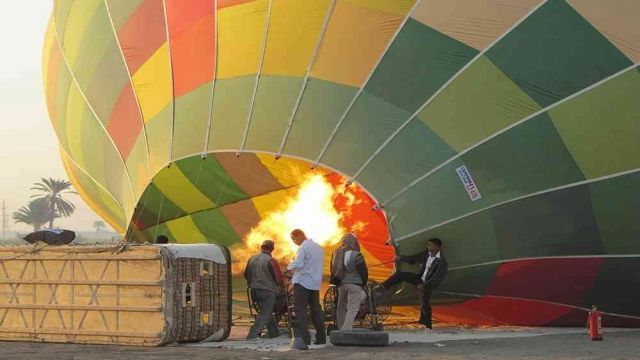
[0,2,114,235]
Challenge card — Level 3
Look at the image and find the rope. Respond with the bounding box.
[0,243,49,264]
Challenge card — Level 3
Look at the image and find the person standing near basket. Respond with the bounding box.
[244,240,285,339]
[330,233,368,330]
[287,229,326,349]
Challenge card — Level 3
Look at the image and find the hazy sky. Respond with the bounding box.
[0,2,113,234]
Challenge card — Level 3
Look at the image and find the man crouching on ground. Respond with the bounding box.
[244,239,285,339]
[287,229,326,349]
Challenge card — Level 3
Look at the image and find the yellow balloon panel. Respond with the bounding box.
[311,1,404,87]
[260,0,332,77]
[217,0,269,79]
[132,44,173,122]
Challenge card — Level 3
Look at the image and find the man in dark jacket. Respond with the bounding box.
[379,238,448,329]
[244,240,284,339]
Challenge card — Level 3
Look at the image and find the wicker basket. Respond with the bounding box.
[0,243,231,345]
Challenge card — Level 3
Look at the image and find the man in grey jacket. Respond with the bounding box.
[244,240,285,339]
[330,234,369,330]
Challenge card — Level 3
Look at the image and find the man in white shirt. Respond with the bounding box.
[378,238,448,330]
[287,229,326,348]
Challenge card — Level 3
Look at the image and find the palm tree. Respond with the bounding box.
[31,178,77,228]
[93,220,106,232]
[12,199,55,232]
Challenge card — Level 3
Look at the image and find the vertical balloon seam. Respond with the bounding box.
[45,15,74,168]
[103,0,153,182]
[238,0,274,156]
[351,0,550,181]
[58,143,127,228]
[161,0,177,164]
[130,184,151,235]
[393,167,640,242]
[277,0,337,157]
[381,63,640,207]
[189,154,208,207]
[48,10,127,233]
[312,0,424,168]
[53,10,138,206]
[202,0,219,157]
[151,192,166,241]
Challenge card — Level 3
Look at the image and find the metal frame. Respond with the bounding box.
[323,280,390,333]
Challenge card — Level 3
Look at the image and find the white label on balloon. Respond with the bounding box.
[456,165,482,201]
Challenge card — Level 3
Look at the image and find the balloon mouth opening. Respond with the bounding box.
[127,154,393,274]
[230,169,389,274]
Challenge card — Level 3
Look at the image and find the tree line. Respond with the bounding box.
[12,178,76,232]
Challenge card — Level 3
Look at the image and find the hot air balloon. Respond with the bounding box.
[43,0,640,327]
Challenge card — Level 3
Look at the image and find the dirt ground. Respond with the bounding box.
[1,328,639,360]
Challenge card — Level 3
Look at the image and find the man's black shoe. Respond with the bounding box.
[313,339,326,345]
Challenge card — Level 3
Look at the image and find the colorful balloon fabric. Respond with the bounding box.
[43,0,640,326]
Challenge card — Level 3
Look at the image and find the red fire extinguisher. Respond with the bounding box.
[587,305,603,341]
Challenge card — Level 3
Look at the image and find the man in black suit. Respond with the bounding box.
[379,238,448,330]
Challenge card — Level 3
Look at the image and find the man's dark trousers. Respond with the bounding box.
[247,289,279,338]
[419,286,433,329]
[381,271,421,288]
[382,273,434,328]
[293,284,326,344]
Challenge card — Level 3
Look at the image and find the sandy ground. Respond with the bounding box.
[1,326,639,360]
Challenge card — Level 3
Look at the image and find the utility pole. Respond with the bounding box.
[1,200,7,241]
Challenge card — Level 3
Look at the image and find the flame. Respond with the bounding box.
[232,173,353,274]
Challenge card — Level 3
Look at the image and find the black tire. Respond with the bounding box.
[329,330,389,347]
